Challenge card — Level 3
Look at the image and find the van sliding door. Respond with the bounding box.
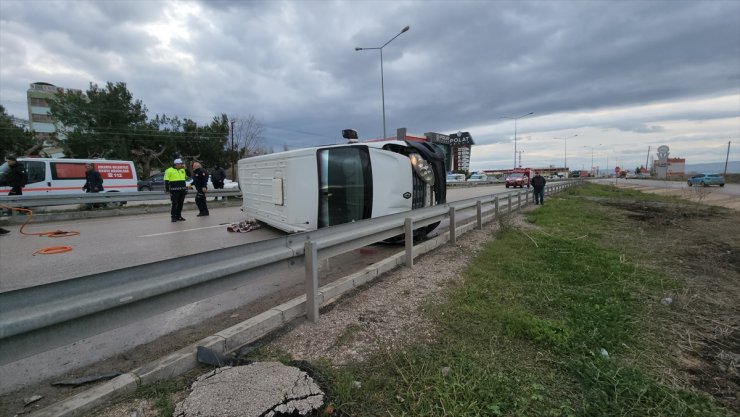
[317,147,373,228]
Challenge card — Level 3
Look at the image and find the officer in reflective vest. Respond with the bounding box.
[165,158,188,222]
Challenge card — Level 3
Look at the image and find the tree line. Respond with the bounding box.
[0,81,267,179]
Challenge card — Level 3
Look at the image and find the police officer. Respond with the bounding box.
[191,161,210,217]
[165,158,188,222]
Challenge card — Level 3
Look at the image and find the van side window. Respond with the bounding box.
[51,162,87,180]
[24,161,46,185]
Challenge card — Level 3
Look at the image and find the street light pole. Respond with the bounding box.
[230,119,236,181]
[584,144,602,176]
[503,111,533,168]
[554,134,577,177]
[355,25,410,140]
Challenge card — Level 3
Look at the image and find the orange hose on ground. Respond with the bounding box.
[34,246,74,255]
[1,205,80,253]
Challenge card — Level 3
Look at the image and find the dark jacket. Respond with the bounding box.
[210,167,225,183]
[531,174,546,189]
[2,162,27,189]
[192,167,210,191]
[83,169,104,193]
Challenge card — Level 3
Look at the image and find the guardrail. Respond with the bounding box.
[0,182,576,365]
[0,189,243,208]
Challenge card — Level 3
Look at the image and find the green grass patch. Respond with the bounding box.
[326,184,727,416]
[134,379,187,417]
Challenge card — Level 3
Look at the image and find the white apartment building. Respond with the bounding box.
[26,82,81,157]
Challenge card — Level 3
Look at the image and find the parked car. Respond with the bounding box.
[505,172,530,188]
[687,173,725,187]
[137,172,171,191]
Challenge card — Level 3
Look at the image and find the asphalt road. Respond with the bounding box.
[0,182,524,393]
[0,183,515,293]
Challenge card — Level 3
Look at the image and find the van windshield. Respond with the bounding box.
[317,147,373,228]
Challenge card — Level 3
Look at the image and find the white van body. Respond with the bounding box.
[238,141,446,233]
[0,158,138,196]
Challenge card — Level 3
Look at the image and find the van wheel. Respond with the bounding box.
[105,191,125,208]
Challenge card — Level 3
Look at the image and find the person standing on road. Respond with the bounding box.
[165,158,188,222]
[210,164,226,200]
[0,155,27,234]
[1,155,27,196]
[82,163,104,210]
[531,171,547,205]
[191,161,210,217]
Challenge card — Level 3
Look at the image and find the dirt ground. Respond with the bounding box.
[4,186,739,416]
[595,197,740,412]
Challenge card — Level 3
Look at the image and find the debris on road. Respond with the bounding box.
[226,219,261,233]
[174,362,324,417]
[51,371,122,386]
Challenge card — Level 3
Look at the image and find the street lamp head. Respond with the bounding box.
[401,25,410,33]
[355,47,363,51]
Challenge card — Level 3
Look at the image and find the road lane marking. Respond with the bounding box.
[138,224,227,237]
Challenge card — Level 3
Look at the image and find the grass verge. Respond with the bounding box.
[322,183,731,416]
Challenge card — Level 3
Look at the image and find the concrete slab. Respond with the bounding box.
[174,362,323,417]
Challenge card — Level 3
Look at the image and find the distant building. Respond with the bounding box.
[653,145,685,179]
[27,82,82,157]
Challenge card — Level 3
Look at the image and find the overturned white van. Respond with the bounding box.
[238,137,446,234]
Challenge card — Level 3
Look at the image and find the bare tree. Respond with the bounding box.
[230,115,265,158]
[130,145,167,178]
[227,114,265,180]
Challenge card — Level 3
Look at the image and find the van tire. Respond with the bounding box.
[105,191,125,208]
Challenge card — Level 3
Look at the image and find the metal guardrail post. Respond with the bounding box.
[449,206,457,245]
[508,194,512,214]
[304,241,319,323]
[476,200,483,230]
[404,218,414,268]
[494,196,499,216]
[517,192,522,208]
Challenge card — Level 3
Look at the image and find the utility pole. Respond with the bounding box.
[230,119,236,181]
[724,141,731,176]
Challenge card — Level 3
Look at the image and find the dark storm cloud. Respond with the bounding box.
[1,0,738,162]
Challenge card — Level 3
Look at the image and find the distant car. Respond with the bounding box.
[138,172,239,191]
[137,172,168,191]
[467,173,489,182]
[687,173,725,187]
[446,173,466,183]
[505,172,529,188]
[138,172,193,191]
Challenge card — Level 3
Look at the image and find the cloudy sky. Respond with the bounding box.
[1,0,738,172]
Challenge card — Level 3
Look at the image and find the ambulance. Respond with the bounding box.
[238,130,447,235]
[0,157,139,197]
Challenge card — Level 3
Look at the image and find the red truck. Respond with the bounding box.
[505,168,531,188]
